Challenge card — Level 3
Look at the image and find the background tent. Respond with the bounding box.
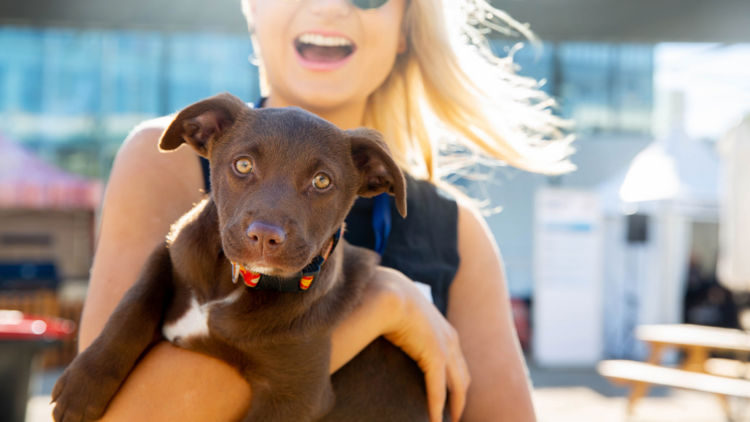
[0,134,102,286]
[0,135,102,210]
[597,127,721,359]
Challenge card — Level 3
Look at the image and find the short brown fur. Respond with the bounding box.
[51,93,440,422]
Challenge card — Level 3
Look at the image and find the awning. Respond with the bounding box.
[618,127,719,206]
[0,135,103,210]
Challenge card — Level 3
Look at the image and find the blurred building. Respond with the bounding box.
[0,27,656,292]
[0,27,261,178]
[0,134,101,289]
[482,40,655,299]
[0,25,657,359]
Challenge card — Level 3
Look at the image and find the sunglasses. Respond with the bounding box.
[284,0,390,11]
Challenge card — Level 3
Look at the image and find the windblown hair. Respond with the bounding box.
[242,0,575,181]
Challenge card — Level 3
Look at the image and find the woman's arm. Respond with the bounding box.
[96,267,450,422]
[78,123,467,422]
[78,119,205,348]
[447,200,536,422]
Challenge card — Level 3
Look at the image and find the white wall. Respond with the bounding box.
[475,134,652,298]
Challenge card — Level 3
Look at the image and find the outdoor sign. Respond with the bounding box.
[533,188,603,367]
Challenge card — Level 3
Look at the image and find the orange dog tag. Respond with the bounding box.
[299,276,314,290]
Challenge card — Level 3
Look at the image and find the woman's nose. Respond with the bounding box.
[308,0,351,18]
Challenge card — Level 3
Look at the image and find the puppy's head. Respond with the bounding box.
[160,93,406,277]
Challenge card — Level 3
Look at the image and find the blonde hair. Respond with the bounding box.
[243,0,575,181]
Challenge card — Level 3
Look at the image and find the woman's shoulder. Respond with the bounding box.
[116,115,200,179]
[105,116,205,224]
[120,116,173,154]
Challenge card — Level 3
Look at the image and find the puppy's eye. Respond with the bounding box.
[234,158,253,174]
[312,173,331,189]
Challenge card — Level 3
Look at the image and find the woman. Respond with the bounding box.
[78,0,571,421]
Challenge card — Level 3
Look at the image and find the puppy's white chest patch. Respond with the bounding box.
[163,296,209,343]
[163,290,243,343]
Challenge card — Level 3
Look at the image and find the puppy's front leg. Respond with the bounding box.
[52,244,173,422]
[242,340,336,422]
[244,375,335,422]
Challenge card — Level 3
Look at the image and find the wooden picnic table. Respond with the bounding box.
[637,324,750,372]
[609,324,750,414]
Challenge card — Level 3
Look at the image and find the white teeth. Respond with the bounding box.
[298,33,352,47]
[246,265,276,274]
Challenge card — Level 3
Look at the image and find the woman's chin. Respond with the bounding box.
[285,83,363,112]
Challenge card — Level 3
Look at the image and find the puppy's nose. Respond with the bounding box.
[246,222,286,248]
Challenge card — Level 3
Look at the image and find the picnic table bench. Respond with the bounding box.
[597,324,750,415]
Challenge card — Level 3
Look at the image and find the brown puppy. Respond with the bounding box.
[51,93,440,422]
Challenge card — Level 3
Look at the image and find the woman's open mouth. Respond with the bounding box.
[293,32,356,71]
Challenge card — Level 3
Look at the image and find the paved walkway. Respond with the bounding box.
[530,363,744,422]
[26,366,744,422]
[534,387,731,422]
[27,389,735,422]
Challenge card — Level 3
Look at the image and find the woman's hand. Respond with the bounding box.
[376,268,471,422]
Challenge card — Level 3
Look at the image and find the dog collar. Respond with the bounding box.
[230,227,343,292]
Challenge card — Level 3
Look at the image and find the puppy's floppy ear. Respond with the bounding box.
[159,93,247,157]
[347,128,407,217]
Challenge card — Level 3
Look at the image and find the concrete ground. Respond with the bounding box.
[25,364,744,422]
[529,363,742,422]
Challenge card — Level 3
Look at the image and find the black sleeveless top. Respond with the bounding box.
[199,157,459,315]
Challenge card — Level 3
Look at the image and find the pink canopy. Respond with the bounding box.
[0,135,103,210]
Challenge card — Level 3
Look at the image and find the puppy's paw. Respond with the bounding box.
[51,361,116,422]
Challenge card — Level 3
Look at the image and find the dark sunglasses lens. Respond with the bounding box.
[350,0,389,9]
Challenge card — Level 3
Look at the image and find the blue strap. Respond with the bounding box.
[372,193,392,256]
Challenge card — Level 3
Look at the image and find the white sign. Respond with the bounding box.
[533,188,603,367]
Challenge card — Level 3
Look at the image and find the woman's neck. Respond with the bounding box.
[264,93,366,130]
